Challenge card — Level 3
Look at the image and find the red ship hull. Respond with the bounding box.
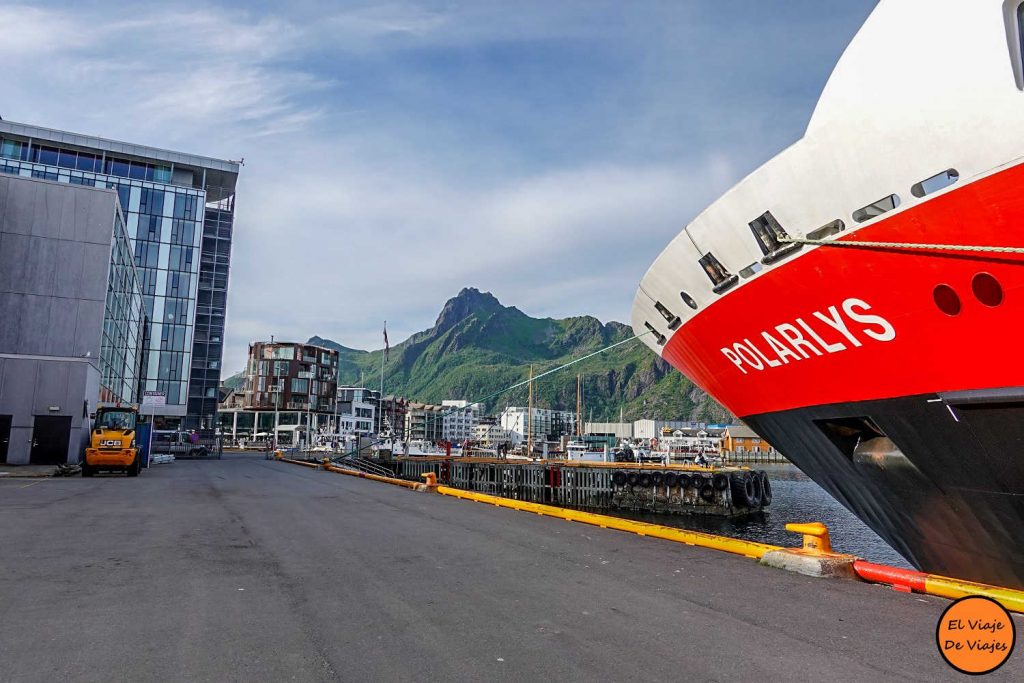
[661,163,1024,588]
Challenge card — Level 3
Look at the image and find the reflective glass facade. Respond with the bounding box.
[190,200,234,423]
[0,122,239,429]
[100,211,145,405]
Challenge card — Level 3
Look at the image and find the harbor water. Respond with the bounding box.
[617,463,912,569]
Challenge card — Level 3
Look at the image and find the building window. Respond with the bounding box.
[291,378,309,393]
[76,152,98,172]
[35,146,59,165]
[140,188,165,215]
[58,150,77,169]
[105,157,130,177]
[1,139,24,160]
[271,346,295,360]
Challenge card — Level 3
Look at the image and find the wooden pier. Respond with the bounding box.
[377,457,772,516]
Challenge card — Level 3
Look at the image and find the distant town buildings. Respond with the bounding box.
[217,340,340,447]
[0,120,240,431]
[441,400,480,442]
[337,387,378,435]
[209,345,776,458]
[631,420,708,440]
[378,395,408,438]
[405,402,444,442]
[721,424,775,455]
[242,341,339,413]
[585,422,634,439]
[473,416,512,446]
[500,407,577,445]
[584,419,709,440]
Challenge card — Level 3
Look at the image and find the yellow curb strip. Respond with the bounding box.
[279,458,320,469]
[434,485,779,559]
[925,575,1024,613]
[324,465,428,491]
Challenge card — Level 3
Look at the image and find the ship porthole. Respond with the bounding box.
[933,284,961,316]
[971,272,1003,307]
[679,291,698,310]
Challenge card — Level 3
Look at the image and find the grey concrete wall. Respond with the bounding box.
[0,175,118,464]
[0,356,97,464]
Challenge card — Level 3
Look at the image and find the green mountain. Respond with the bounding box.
[303,287,729,423]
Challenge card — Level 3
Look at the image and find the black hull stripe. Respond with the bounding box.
[744,392,1024,589]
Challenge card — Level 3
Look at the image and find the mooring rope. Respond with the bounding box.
[780,235,1024,254]
[328,331,650,463]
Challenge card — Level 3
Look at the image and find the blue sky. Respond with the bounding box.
[1,1,877,372]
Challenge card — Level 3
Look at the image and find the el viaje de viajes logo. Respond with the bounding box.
[936,596,1016,675]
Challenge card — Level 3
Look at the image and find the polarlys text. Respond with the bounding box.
[720,298,896,375]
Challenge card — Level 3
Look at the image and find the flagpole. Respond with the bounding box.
[379,320,386,435]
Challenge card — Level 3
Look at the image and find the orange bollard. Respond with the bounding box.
[421,472,438,490]
[785,522,833,554]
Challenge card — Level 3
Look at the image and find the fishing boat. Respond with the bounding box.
[632,0,1024,588]
[565,439,607,462]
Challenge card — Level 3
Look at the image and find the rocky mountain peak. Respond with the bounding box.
[433,287,506,333]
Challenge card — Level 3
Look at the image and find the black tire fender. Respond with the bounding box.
[638,473,652,488]
[612,471,628,487]
[699,483,716,502]
[748,472,763,507]
[651,471,664,486]
[730,473,752,507]
[759,471,773,506]
[626,471,639,487]
[664,472,679,488]
[712,473,728,491]
[678,473,693,489]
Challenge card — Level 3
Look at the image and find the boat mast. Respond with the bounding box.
[527,365,534,457]
[379,321,386,435]
[576,374,582,437]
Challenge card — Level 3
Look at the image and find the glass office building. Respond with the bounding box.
[0,121,240,429]
[100,210,145,405]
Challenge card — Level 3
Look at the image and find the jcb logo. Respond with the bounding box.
[101,440,120,447]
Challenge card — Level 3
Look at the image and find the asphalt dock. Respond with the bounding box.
[1,453,1020,682]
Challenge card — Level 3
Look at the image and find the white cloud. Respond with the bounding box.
[0,5,89,55]
[0,4,323,144]
[222,134,739,371]
[0,1,876,376]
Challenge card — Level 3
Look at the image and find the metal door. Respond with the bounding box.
[30,415,71,465]
[0,415,11,464]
